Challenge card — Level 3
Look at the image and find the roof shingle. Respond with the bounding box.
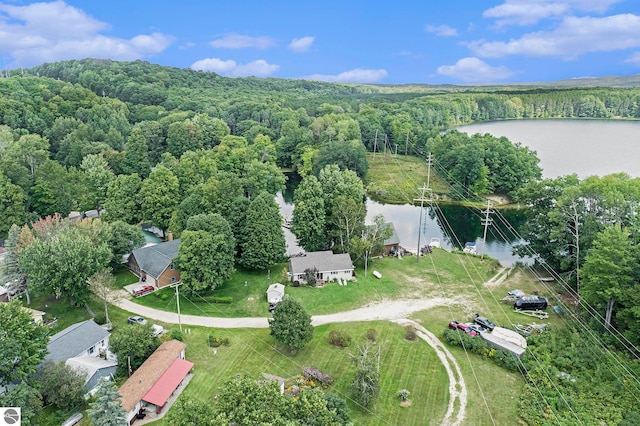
[119,340,187,412]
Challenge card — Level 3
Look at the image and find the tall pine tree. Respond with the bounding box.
[88,377,127,426]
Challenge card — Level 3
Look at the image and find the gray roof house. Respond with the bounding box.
[46,320,117,395]
[46,320,112,363]
[128,239,181,288]
[289,251,354,284]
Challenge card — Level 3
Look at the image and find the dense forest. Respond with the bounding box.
[2,59,640,424]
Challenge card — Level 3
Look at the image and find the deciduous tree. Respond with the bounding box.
[104,173,143,224]
[37,360,86,410]
[177,213,235,293]
[291,175,327,252]
[109,323,159,377]
[269,295,313,353]
[239,192,285,270]
[141,166,179,236]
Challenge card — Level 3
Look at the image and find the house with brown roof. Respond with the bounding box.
[127,239,181,289]
[119,340,193,425]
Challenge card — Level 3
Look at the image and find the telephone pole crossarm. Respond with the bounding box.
[480,200,493,260]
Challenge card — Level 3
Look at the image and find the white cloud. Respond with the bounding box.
[0,1,173,66]
[624,51,640,65]
[424,24,458,37]
[483,0,623,26]
[288,36,314,52]
[304,68,388,83]
[209,34,275,49]
[437,57,515,82]
[179,42,196,50]
[469,14,640,58]
[191,57,279,77]
[483,2,568,26]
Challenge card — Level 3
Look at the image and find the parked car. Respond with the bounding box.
[508,289,525,298]
[473,313,496,331]
[133,285,154,296]
[128,316,148,325]
[468,323,487,333]
[448,321,478,336]
[514,296,548,310]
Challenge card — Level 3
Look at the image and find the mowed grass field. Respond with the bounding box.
[128,248,503,318]
[365,153,451,203]
[145,322,451,426]
[28,248,566,425]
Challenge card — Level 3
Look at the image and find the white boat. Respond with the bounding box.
[429,238,441,248]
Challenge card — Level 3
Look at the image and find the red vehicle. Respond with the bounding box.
[448,321,478,336]
[133,285,154,296]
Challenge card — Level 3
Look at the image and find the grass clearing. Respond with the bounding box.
[365,153,451,203]
[131,250,501,317]
[146,321,450,426]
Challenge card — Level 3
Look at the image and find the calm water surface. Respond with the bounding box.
[279,120,640,265]
[457,119,640,178]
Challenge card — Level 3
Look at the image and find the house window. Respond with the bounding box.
[88,346,94,355]
[170,263,175,270]
[171,277,176,283]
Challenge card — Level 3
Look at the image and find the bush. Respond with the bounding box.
[405,326,417,341]
[302,367,333,387]
[221,337,230,346]
[209,336,222,347]
[328,330,352,347]
[397,389,411,401]
[93,312,106,325]
[169,328,184,342]
[366,328,377,342]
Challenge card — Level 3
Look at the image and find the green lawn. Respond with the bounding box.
[365,153,451,204]
[132,250,501,318]
[146,321,451,426]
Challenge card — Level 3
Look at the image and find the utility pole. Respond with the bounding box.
[373,130,378,155]
[384,134,387,156]
[405,132,409,156]
[480,200,493,261]
[173,282,183,332]
[414,154,433,261]
[394,144,398,155]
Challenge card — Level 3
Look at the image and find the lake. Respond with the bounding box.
[457,119,640,178]
[279,119,640,265]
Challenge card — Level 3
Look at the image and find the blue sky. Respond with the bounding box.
[1,0,640,84]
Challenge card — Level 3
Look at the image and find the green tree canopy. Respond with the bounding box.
[87,377,128,426]
[177,213,236,293]
[269,295,313,353]
[238,192,286,270]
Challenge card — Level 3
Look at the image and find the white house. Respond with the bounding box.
[289,251,354,284]
[45,320,117,395]
[266,283,285,304]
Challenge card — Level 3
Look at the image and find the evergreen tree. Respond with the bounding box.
[239,192,285,270]
[268,295,313,353]
[87,377,127,426]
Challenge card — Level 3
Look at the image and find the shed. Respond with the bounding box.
[266,283,285,304]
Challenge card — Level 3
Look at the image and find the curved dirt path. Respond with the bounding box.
[115,293,464,328]
[114,293,468,426]
[392,319,467,426]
